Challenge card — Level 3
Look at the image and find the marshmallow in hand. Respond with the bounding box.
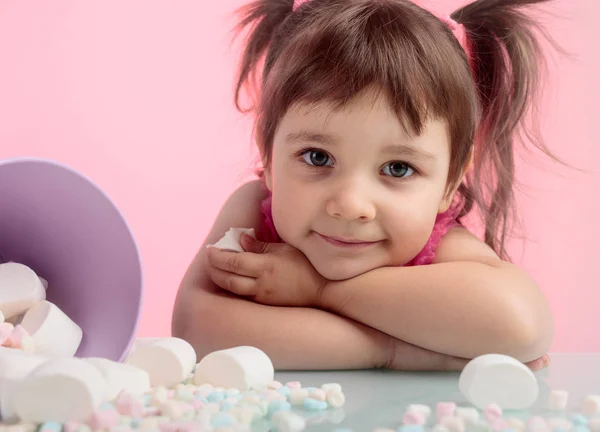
[0,263,46,320]
[208,228,255,253]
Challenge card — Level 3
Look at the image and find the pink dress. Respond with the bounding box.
[258,194,462,266]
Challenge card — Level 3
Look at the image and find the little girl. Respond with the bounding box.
[173,0,559,371]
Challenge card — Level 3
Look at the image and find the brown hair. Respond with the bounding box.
[232,0,561,261]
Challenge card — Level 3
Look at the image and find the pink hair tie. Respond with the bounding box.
[292,0,310,11]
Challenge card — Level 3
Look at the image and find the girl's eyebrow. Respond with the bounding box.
[285,130,437,161]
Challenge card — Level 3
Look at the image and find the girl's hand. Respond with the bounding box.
[206,234,328,307]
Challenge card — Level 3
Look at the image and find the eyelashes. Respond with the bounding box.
[294,147,419,179]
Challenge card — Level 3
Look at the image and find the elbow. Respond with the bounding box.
[503,277,555,363]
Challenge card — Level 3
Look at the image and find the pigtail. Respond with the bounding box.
[452,0,563,260]
[232,0,295,113]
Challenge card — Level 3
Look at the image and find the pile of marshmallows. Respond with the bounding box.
[0,262,78,356]
[0,262,345,432]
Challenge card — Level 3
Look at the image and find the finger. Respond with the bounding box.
[240,234,269,254]
[208,266,257,297]
[208,247,266,277]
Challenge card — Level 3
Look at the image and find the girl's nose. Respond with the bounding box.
[325,182,376,222]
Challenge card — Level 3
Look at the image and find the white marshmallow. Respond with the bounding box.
[207,228,256,253]
[0,347,50,421]
[38,277,48,290]
[459,354,539,409]
[85,357,150,401]
[272,410,307,432]
[20,300,83,357]
[407,404,432,419]
[194,346,274,390]
[0,263,46,320]
[548,390,569,410]
[13,357,107,423]
[125,337,196,388]
[455,407,480,425]
[0,310,4,324]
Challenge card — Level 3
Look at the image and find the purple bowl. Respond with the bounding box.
[0,158,143,362]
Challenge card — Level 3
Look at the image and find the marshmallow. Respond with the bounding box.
[6,325,35,354]
[13,357,108,423]
[85,357,150,401]
[407,404,432,419]
[548,390,569,410]
[459,354,539,409]
[207,228,255,253]
[0,347,50,421]
[125,337,196,388]
[39,277,48,290]
[20,300,82,357]
[0,310,4,323]
[0,263,46,320]
[194,346,274,390]
[455,407,480,425]
[272,410,307,432]
[581,395,600,417]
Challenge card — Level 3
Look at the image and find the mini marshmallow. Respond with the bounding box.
[326,389,345,408]
[589,419,600,432]
[0,263,46,320]
[505,418,526,432]
[6,325,35,354]
[13,357,108,423]
[547,418,573,431]
[289,388,310,406]
[440,416,465,432]
[436,402,456,421]
[407,404,432,419]
[404,411,426,425]
[85,357,150,400]
[125,338,196,388]
[207,228,256,253]
[272,410,307,432]
[548,390,569,410]
[581,395,600,417]
[0,322,12,345]
[484,403,503,423]
[459,354,539,409]
[20,300,83,357]
[455,407,480,425]
[194,346,274,390]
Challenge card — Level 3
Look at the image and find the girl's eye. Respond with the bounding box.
[382,162,415,178]
[302,150,333,167]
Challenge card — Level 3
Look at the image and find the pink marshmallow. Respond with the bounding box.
[87,407,121,430]
[0,322,14,345]
[268,380,283,390]
[63,422,81,432]
[116,393,144,418]
[191,399,204,410]
[286,381,302,389]
[404,410,426,425]
[484,403,503,422]
[436,402,456,420]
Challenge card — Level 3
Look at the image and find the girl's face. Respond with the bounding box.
[264,87,454,280]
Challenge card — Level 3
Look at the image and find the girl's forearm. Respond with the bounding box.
[317,260,553,363]
[172,277,393,370]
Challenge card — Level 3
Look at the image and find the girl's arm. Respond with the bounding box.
[317,227,554,363]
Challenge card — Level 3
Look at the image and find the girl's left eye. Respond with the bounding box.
[381,162,415,178]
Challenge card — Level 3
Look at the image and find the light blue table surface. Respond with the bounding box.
[257,353,600,432]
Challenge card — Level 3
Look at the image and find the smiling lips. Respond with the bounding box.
[316,232,381,248]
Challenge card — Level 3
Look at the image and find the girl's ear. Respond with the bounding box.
[262,154,273,192]
[438,145,474,213]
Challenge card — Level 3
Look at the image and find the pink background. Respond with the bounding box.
[0,1,597,352]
